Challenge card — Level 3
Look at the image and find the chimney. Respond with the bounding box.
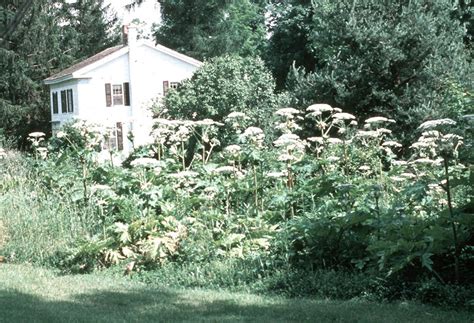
[122,25,129,45]
[127,23,138,47]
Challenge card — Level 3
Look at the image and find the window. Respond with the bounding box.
[67,89,74,113]
[112,85,123,105]
[163,81,179,96]
[52,92,59,114]
[60,89,74,113]
[105,83,130,107]
[104,122,124,151]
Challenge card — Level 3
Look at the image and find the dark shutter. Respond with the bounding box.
[52,92,58,114]
[67,89,74,113]
[163,80,169,96]
[116,122,123,151]
[123,82,130,106]
[105,83,112,107]
[61,90,67,113]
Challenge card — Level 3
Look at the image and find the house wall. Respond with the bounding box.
[48,42,199,155]
[129,44,198,146]
[50,80,80,126]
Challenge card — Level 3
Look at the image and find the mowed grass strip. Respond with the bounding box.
[0,264,472,323]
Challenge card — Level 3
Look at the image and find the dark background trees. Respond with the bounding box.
[0,0,119,148]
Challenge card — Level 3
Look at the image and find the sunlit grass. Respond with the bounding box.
[0,264,472,323]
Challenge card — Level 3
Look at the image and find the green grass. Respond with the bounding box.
[0,264,472,323]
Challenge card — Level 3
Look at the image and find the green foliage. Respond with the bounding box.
[154,0,267,60]
[161,55,282,144]
[268,0,472,143]
[1,104,473,308]
[0,1,119,148]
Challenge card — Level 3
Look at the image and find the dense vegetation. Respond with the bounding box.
[1,0,473,311]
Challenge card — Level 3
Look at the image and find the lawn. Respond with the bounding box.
[0,264,472,322]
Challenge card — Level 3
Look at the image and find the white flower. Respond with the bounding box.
[333,108,342,113]
[422,130,441,137]
[390,176,406,182]
[275,107,301,117]
[357,130,380,138]
[307,137,324,144]
[273,133,301,147]
[400,172,416,178]
[327,138,343,145]
[266,171,288,178]
[365,116,389,124]
[278,153,298,162]
[224,145,242,155]
[214,166,236,174]
[327,156,340,162]
[56,131,67,138]
[306,104,333,113]
[358,165,371,171]
[169,171,199,179]
[392,160,408,166]
[91,184,112,191]
[0,148,6,159]
[195,119,224,126]
[242,126,264,137]
[29,132,45,138]
[418,118,456,130]
[382,141,402,148]
[350,120,358,126]
[333,112,356,120]
[412,158,435,165]
[131,158,162,168]
[226,112,249,120]
[377,128,392,134]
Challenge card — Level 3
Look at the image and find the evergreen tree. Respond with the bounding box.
[154,0,267,60]
[268,0,472,142]
[0,0,119,147]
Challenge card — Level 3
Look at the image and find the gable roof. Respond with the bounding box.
[44,45,125,83]
[44,41,202,85]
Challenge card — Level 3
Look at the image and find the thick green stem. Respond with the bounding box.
[444,157,460,283]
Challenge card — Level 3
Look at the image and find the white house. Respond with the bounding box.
[44,24,201,155]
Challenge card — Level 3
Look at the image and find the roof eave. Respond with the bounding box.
[43,74,92,85]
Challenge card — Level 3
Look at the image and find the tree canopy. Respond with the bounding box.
[153,0,267,60]
[0,0,119,147]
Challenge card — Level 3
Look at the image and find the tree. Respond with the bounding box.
[0,0,119,148]
[279,0,472,142]
[160,55,281,143]
[153,0,267,60]
[61,0,120,59]
[265,0,315,88]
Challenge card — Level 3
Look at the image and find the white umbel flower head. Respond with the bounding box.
[418,118,456,130]
[365,116,389,124]
[275,107,301,118]
[333,113,356,120]
[306,104,333,115]
[131,157,162,168]
[29,132,45,138]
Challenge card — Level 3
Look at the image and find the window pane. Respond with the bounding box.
[52,92,58,114]
[67,89,74,113]
[61,90,67,113]
[112,84,123,105]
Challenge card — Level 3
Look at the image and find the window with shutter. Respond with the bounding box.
[163,80,169,96]
[105,83,112,107]
[67,89,74,113]
[52,92,59,114]
[123,82,130,106]
[61,90,67,113]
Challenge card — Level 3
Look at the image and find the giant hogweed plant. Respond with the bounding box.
[25,105,472,282]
